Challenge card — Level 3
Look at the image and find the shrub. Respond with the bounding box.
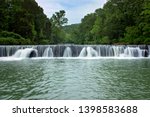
[144,38,150,44]
[0,31,24,39]
[0,38,31,45]
[100,36,111,44]
[39,39,50,45]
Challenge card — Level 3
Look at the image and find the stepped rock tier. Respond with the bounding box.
[0,45,149,58]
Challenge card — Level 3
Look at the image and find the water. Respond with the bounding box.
[0,45,150,99]
[0,58,150,100]
[79,47,98,57]
[42,47,53,57]
[0,45,149,57]
[63,47,72,57]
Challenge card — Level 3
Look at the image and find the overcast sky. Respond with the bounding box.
[35,0,107,24]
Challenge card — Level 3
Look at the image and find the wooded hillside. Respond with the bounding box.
[0,0,150,45]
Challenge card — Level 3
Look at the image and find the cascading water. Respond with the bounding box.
[0,46,20,57]
[148,45,150,57]
[112,46,125,57]
[13,48,38,58]
[79,47,87,57]
[79,47,98,57]
[86,47,98,57]
[42,47,53,57]
[96,45,117,57]
[120,47,144,57]
[63,47,72,57]
[0,45,149,58]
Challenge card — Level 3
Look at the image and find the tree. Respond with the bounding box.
[139,1,150,37]
[91,9,105,43]
[72,0,148,44]
[51,10,68,28]
[77,13,96,44]
[50,10,68,44]
[0,0,52,44]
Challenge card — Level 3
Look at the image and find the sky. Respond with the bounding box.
[35,0,107,25]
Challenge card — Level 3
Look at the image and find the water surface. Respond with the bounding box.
[0,58,150,99]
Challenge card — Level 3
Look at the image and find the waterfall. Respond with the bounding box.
[42,47,53,57]
[96,45,116,57]
[148,46,150,57]
[113,46,125,57]
[121,47,144,57]
[13,48,38,58]
[0,46,20,57]
[79,47,98,57]
[86,47,98,57]
[63,47,72,57]
[79,47,87,57]
[0,45,149,58]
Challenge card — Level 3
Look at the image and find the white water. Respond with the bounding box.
[13,48,38,58]
[63,47,72,57]
[42,47,53,57]
[120,47,144,57]
[0,45,150,59]
[113,46,125,57]
[79,47,98,57]
[79,47,87,57]
[11,46,150,58]
[87,47,98,57]
[148,46,150,57]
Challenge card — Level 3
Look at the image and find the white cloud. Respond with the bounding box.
[35,0,107,24]
[36,0,65,17]
[66,0,107,24]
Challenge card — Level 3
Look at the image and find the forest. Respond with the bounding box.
[0,0,150,45]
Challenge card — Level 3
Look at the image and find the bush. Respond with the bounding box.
[39,39,50,45]
[0,31,32,45]
[100,36,111,44]
[0,38,31,45]
[144,38,150,44]
[0,31,24,39]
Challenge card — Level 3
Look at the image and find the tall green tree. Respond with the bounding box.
[51,10,68,28]
[139,1,150,37]
[50,10,68,44]
[78,13,96,44]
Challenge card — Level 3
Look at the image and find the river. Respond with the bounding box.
[0,58,150,99]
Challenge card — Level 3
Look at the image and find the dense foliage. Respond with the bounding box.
[50,10,68,44]
[63,24,80,43]
[68,0,150,44]
[0,0,50,44]
[0,0,68,44]
[0,31,31,44]
[0,0,150,45]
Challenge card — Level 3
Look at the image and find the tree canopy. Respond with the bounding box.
[0,0,150,45]
[67,0,150,44]
[0,0,52,44]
